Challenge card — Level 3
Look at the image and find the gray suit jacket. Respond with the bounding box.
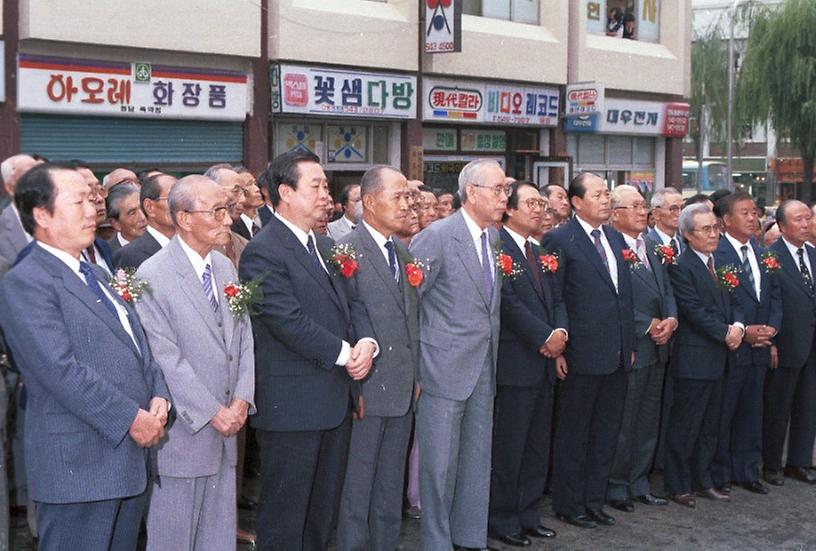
[0,207,28,264]
[328,216,354,242]
[409,210,501,401]
[630,242,677,367]
[135,237,255,478]
[338,224,419,417]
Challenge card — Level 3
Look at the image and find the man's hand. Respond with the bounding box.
[555,355,568,380]
[149,397,169,426]
[744,325,773,347]
[211,406,242,437]
[352,395,365,421]
[414,382,422,402]
[725,325,744,350]
[129,408,165,448]
[345,340,375,381]
[541,330,567,358]
[770,345,779,370]
[229,399,249,427]
[649,318,677,346]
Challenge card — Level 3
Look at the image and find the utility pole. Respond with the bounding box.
[726,0,738,190]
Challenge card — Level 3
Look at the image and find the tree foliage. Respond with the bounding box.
[690,28,729,152]
[738,0,816,201]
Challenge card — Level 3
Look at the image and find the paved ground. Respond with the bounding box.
[10,472,816,550]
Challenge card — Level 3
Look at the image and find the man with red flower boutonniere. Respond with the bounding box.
[333,165,421,551]
[134,175,256,550]
[541,173,635,530]
[409,159,506,551]
[239,151,378,551]
[487,181,566,548]
[663,203,744,508]
[607,185,677,513]
[711,192,781,496]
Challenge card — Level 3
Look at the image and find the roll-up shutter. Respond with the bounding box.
[21,114,243,164]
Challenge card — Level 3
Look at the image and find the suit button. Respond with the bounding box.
[217,321,223,327]
[406,344,411,349]
[388,346,393,351]
[226,389,231,396]
[228,355,233,362]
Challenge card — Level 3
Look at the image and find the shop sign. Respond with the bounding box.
[0,42,5,103]
[663,102,690,138]
[460,129,506,152]
[565,82,604,117]
[422,128,458,151]
[17,54,249,121]
[602,99,664,134]
[563,114,600,133]
[423,78,559,127]
[425,0,462,54]
[271,64,417,120]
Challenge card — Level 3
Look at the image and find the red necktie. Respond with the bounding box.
[525,241,543,294]
[85,245,97,263]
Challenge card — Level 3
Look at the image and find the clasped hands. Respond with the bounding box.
[128,397,170,448]
[345,340,376,381]
[539,330,567,358]
[743,324,776,348]
[648,317,678,346]
[725,324,745,350]
[211,399,250,438]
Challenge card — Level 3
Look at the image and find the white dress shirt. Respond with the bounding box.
[177,236,218,305]
[782,236,813,276]
[145,224,171,248]
[275,212,378,365]
[81,242,112,276]
[116,233,130,247]
[654,226,682,252]
[724,232,761,300]
[362,221,399,283]
[38,241,139,349]
[461,208,495,276]
[240,213,257,236]
[576,216,619,292]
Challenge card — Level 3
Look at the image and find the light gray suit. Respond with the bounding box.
[135,236,255,551]
[0,206,28,264]
[409,210,501,550]
[336,223,419,551]
[328,215,355,242]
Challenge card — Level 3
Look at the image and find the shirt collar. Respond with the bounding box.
[176,236,213,281]
[621,233,638,249]
[782,236,807,258]
[575,215,603,239]
[724,232,751,255]
[503,225,528,254]
[690,246,712,266]
[240,213,255,231]
[275,212,316,249]
[654,226,676,245]
[528,236,541,247]
[145,224,171,248]
[37,241,81,275]
[362,220,391,249]
[117,232,130,247]
[461,208,486,242]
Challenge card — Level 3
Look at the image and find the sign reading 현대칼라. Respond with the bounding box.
[17,54,249,121]
[271,64,417,120]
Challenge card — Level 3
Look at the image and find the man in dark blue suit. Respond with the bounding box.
[543,173,636,529]
[711,192,782,495]
[763,200,816,486]
[489,181,566,547]
[664,203,744,507]
[0,162,170,550]
[607,185,677,512]
[239,151,379,550]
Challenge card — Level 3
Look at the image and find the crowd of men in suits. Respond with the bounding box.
[0,150,814,551]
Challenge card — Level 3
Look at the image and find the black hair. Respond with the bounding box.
[263,150,321,208]
[14,161,78,235]
[717,190,753,219]
[568,172,602,201]
[502,180,538,223]
[684,193,711,207]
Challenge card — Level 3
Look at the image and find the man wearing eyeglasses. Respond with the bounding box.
[135,175,255,551]
[409,159,507,551]
[647,188,685,254]
[114,173,177,269]
[663,204,744,508]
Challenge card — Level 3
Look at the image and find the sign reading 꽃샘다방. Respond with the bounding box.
[17,54,249,121]
[271,64,417,120]
[423,77,559,127]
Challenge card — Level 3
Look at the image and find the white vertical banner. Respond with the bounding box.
[425,0,462,54]
[637,0,660,43]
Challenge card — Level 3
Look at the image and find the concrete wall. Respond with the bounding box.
[422,0,568,85]
[19,0,261,57]
[269,0,419,72]
[568,0,692,97]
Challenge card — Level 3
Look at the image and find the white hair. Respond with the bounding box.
[678,203,713,238]
[650,187,682,209]
[457,159,502,204]
[0,154,34,187]
[610,184,641,209]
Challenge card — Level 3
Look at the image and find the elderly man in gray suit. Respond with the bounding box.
[136,175,256,551]
[0,154,38,263]
[409,159,508,551]
[335,165,419,551]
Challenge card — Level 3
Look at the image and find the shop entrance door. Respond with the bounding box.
[531,157,572,189]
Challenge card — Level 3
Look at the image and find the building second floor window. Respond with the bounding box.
[586,0,660,43]
[462,0,540,26]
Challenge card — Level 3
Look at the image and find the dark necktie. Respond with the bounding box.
[84,245,97,264]
[480,231,494,304]
[670,238,679,256]
[251,222,260,237]
[591,229,610,273]
[78,261,118,319]
[307,234,328,274]
[706,256,718,284]
[798,248,813,291]
[740,245,757,299]
[524,240,543,294]
[384,240,398,282]
[202,263,219,314]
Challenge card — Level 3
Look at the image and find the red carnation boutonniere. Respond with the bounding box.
[328,244,359,278]
[654,244,677,265]
[761,251,781,273]
[108,267,149,303]
[404,258,429,288]
[497,252,525,280]
[539,252,559,274]
[223,276,264,318]
[716,264,741,292]
[621,248,643,271]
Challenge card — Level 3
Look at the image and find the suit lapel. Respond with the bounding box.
[570,219,616,294]
[168,240,224,344]
[315,237,350,317]
[358,225,404,313]
[502,229,546,306]
[213,255,236,352]
[774,240,814,299]
[451,212,491,307]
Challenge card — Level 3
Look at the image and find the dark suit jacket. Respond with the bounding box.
[714,237,782,368]
[769,239,816,370]
[630,240,678,367]
[0,245,169,503]
[542,217,635,376]
[259,205,274,227]
[668,247,744,380]
[108,234,125,255]
[338,224,418,418]
[231,218,252,241]
[113,230,162,269]
[239,215,374,431]
[497,228,567,387]
[95,237,115,273]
